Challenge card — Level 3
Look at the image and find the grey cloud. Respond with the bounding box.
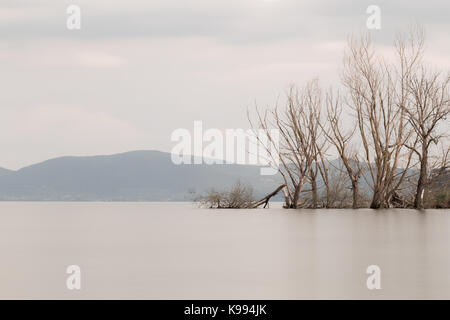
[0,0,448,45]
[0,0,449,169]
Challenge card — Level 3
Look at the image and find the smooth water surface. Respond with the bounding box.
[0,202,449,299]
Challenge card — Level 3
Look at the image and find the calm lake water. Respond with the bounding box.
[0,202,449,299]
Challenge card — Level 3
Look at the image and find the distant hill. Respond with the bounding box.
[0,150,281,201]
[0,168,13,177]
[1,150,434,203]
[426,169,450,208]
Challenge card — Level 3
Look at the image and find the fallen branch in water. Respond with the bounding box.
[252,184,286,208]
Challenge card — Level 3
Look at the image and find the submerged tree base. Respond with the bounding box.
[193,181,286,209]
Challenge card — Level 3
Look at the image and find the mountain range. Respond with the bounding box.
[0,150,281,201]
[3,150,441,203]
[0,168,13,177]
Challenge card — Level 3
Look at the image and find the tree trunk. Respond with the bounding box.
[370,190,383,209]
[311,178,318,208]
[282,187,291,208]
[414,145,428,209]
[292,184,302,209]
[351,179,359,209]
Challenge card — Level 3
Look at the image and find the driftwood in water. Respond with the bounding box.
[252,184,286,208]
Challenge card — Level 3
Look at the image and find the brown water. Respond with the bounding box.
[0,202,449,299]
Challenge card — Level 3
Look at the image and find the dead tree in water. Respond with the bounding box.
[303,81,330,208]
[404,68,450,209]
[342,30,422,208]
[322,90,363,208]
[252,184,286,208]
[249,80,328,209]
[194,180,254,208]
[194,181,286,209]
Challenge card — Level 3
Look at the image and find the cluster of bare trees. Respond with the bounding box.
[193,180,255,208]
[251,27,449,209]
[192,179,286,209]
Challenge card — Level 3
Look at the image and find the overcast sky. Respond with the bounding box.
[0,0,449,169]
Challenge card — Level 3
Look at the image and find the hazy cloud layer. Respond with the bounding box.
[0,0,449,169]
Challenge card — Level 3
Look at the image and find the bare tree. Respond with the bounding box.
[194,188,227,208]
[248,26,448,210]
[322,90,363,208]
[250,80,325,208]
[342,31,422,208]
[405,68,450,208]
[194,180,254,208]
[302,80,329,208]
[322,161,353,208]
